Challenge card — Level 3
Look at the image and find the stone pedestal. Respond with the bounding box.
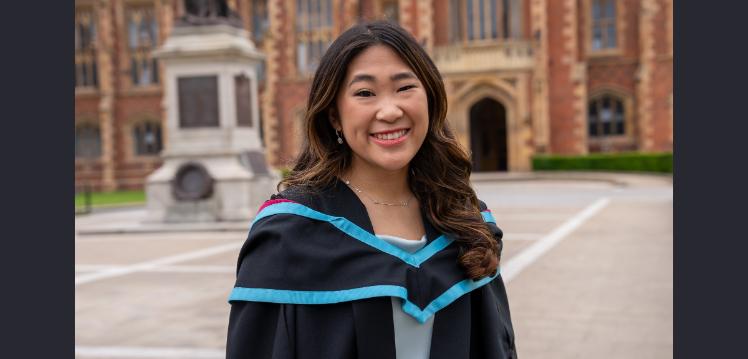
[145,24,275,223]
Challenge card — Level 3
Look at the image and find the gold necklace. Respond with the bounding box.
[343,179,413,207]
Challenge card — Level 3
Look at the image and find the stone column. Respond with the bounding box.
[530,0,551,154]
[97,0,117,191]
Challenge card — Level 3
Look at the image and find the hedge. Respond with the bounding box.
[532,152,672,173]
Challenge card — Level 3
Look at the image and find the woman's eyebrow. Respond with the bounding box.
[348,72,417,88]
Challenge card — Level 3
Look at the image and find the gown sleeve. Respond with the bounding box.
[226,295,370,358]
[226,301,295,359]
[225,205,365,359]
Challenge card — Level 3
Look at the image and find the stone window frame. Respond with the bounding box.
[75,119,103,161]
[448,0,524,44]
[584,0,625,58]
[75,4,99,90]
[293,0,335,77]
[249,0,270,45]
[119,0,162,92]
[586,88,637,151]
[376,0,399,23]
[128,118,164,158]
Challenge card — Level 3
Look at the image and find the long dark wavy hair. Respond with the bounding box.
[280,20,499,279]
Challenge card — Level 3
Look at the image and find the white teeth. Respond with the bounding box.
[374,129,407,141]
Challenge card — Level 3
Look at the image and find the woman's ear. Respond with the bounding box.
[328,107,341,131]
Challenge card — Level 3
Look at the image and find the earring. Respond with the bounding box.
[335,129,344,144]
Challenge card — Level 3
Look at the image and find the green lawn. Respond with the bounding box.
[75,190,146,208]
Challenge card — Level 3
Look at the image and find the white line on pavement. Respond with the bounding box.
[75,346,224,358]
[75,234,243,243]
[75,264,236,273]
[75,242,242,286]
[503,233,544,241]
[501,197,611,283]
[494,214,575,221]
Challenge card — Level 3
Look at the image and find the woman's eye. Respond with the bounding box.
[354,90,375,97]
[398,85,416,92]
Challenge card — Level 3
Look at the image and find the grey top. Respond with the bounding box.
[376,234,434,359]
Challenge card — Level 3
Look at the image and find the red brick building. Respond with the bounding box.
[75,0,673,191]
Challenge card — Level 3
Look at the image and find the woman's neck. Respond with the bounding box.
[342,159,411,203]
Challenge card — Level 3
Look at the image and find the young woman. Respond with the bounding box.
[227,21,517,359]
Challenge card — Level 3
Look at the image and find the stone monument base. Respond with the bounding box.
[145,153,276,223]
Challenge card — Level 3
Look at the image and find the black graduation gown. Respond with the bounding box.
[226,180,517,358]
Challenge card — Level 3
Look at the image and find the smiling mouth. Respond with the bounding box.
[370,128,410,141]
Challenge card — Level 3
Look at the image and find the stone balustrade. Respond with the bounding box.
[431,40,535,74]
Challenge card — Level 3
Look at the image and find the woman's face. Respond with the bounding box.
[332,44,429,173]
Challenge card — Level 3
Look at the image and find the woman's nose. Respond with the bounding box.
[376,100,404,122]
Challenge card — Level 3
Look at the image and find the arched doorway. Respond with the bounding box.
[469,98,508,171]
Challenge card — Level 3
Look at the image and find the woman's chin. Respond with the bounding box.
[372,157,414,172]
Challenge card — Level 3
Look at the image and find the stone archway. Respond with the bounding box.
[469,98,508,171]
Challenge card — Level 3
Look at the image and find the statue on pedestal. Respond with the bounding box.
[177,0,244,28]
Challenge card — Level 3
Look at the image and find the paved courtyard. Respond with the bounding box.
[75,173,673,359]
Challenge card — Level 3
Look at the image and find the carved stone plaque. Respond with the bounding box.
[178,75,220,128]
[172,162,214,201]
[235,74,252,127]
[234,74,252,127]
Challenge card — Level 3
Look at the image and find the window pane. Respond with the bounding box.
[133,127,141,154]
[75,24,81,50]
[592,0,601,20]
[140,59,151,85]
[479,0,485,39]
[152,59,159,84]
[326,0,332,25]
[607,24,617,48]
[615,120,624,135]
[614,99,623,115]
[296,0,332,75]
[75,8,98,88]
[503,0,510,39]
[450,0,461,42]
[128,21,138,48]
[127,5,158,86]
[306,0,313,31]
[614,100,625,134]
[599,97,612,136]
[490,0,497,39]
[133,122,163,155]
[467,0,474,40]
[510,0,522,38]
[131,58,138,84]
[606,0,616,18]
[589,115,598,136]
[81,63,89,86]
[600,108,612,123]
[296,0,303,30]
[76,124,102,158]
[92,62,99,87]
[592,26,602,50]
[315,0,322,29]
[156,126,162,152]
[588,101,598,137]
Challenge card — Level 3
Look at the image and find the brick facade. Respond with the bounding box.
[75,0,673,190]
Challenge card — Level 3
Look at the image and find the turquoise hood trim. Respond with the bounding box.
[253,201,451,267]
[233,201,501,322]
[229,271,499,324]
[252,201,495,268]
